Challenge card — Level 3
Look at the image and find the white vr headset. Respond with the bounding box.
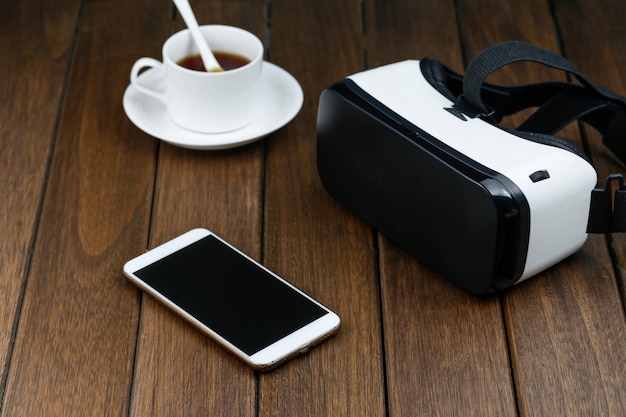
[317,41,626,294]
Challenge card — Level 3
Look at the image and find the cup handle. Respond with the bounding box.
[130,57,166,103]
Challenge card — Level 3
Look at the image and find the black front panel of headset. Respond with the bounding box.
[316,80,529,293]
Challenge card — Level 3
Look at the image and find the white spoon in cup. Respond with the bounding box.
[172,0,224,72]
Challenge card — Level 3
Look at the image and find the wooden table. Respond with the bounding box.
[2,0,624,415]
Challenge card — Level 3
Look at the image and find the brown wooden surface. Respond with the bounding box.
[1,0,624,416]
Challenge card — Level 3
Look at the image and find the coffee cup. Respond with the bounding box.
[130,25,264,133]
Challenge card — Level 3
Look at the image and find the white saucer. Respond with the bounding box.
[123,61,304,150]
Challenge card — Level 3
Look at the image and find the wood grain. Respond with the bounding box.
[0,0,162,415]
[259,1,386,416]
[458,0,626,416]
[364,1,517,416]
[0,0,79,394]
[129,143,265,416]
[553,0,626,304]
[128,1,267,417]
[504,236,626,417]
[1,0,624,416]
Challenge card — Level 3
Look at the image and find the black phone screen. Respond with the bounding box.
[134,235,328,355]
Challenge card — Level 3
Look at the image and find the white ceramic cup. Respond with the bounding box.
[130,25,264,133]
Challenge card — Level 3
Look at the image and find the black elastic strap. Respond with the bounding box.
[515,88,626,165]
[422,57,588,120]
[451,41,626,232]
[462,41,598,113]
[518,88,613,134]
[455,41,626,165]
[587,174,626,233]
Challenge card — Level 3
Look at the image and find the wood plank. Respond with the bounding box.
[128,1,268,416]
[129,145,265,416]
[364,0,465,70]
[2,1,621,416]
[553,0,626,302]
[0,0,165,415]
[364,1,517,416]
[516,0,625,415]
[458,0,626,415]
[504,236,625,417]
[0,0,79,394]
[259,1,386,416]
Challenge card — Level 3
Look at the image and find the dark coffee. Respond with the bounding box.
[177,52,250,72]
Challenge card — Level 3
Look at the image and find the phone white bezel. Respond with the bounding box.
[123,228,340,371]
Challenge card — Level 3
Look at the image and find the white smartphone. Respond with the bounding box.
[123,228,340,371]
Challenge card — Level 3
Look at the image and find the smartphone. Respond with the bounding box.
[123,228,340,371]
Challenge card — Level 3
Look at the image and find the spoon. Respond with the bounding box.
[172,0,223,72]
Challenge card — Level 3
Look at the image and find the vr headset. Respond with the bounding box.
[317,41,626,294]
